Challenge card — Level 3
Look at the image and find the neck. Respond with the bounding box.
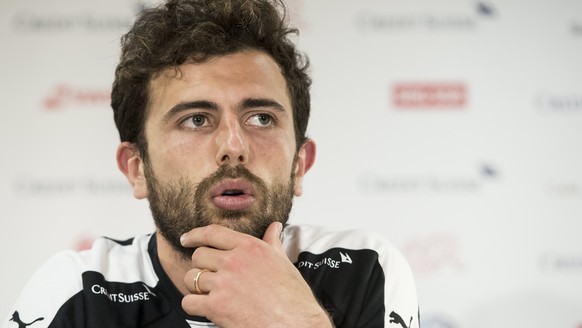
[156,230,193,295]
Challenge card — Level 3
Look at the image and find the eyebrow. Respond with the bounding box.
[162,97,286,123]
[239,98,286,112]
[162,100,218,124]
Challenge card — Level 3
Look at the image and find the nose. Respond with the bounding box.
[215,117,249,166]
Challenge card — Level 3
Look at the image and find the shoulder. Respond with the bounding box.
[42,234,157,285]
[81,234,157,284]
[283,224,400,263]
[283,224,415,288]
[283,224,419,326]
[4,234,156,327]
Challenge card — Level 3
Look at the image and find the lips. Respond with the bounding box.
[210,179,256,211]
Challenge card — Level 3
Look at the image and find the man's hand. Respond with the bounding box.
[180,222,333,328]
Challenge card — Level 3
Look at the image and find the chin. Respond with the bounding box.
[212,217,271,239]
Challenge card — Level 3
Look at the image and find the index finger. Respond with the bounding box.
[180,224,251,250]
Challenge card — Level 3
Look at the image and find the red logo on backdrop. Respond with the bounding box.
[393,82,467,108]
[74,235,96,251]
[43,84,111,111]
[402,232,464,275]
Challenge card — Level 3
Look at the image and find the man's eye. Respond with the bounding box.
[182,114,208,128]
[247,113,274,127]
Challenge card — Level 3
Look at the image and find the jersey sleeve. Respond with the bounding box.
[2,250,86,328]
[379,241,419,328]
[335,228,420,328]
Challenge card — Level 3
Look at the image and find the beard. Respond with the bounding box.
[144,162,295,260]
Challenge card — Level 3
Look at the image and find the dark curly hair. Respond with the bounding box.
[111,0,311,158]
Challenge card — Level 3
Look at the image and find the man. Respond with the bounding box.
[4,0,419,327]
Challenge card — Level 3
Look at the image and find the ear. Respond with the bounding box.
[293,138,316,197]
[116,142,148,199]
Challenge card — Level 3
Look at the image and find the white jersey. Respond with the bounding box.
[3,225,419,328]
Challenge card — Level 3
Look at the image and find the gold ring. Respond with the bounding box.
[194,269,209,295]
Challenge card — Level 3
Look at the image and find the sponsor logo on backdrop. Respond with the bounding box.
[402,232,464,275]
[11,2,147,34]
[393,82,467,109]
[358,163,498,194]
[534,92,582,114]
[420,313,458,328]
[43,84,110,111]
[544,180,582,196]
[355,1,496,33]
[475,1,496,17]
[539,252,582,274]
[13,177,130,196]
[12,12,130,34]
[285,0,307,30]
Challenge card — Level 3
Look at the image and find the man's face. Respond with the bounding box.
[133,50,310,258]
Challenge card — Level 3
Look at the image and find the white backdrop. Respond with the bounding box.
[1,0,581,327]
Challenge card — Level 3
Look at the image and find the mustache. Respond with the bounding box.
[195,164,268,198]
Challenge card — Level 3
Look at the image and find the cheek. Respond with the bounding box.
[253,136,296,181]
[148,134,214,180]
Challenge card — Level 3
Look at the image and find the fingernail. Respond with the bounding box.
[180,234,187,246]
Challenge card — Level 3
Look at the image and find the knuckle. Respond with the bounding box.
[191,247,203,265]
[203,224,221,242]
[222,252,242,271]
[243,238,267,256]
[240,237,260,251]
[206,291,230,318]
[206,224,222,232]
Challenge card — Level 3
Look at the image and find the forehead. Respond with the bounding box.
[147,50,291,115]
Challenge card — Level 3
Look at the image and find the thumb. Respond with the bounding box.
[262,221,283,247]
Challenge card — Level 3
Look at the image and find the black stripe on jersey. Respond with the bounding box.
[103,236,137,246]
[47,271,181,328]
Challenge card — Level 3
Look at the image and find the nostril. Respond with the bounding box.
[218,153,245,165]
